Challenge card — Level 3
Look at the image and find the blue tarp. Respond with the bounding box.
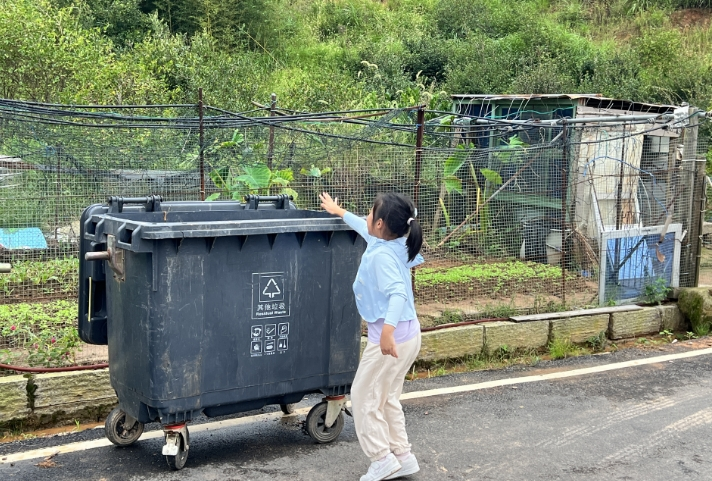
[0,228,48,249]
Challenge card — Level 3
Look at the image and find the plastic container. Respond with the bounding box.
[79,195,364,469]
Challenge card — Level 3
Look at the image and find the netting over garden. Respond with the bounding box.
[0,98,708,367]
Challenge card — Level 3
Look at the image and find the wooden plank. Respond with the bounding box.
[511,305,643,323]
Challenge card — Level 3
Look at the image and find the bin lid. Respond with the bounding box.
[78,195,355,345]
[83,195,352,253]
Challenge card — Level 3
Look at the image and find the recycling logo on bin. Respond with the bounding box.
[251,272,291,357]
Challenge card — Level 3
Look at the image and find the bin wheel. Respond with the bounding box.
[165,429,189,471]
[280,403,296,415]
[105,408,144,447]
[305,401,344,444]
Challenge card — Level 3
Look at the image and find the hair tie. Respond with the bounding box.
[407,208,418,226]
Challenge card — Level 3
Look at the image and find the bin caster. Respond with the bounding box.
[280,403,296,415]
[162,424,190,470]
[305,397,346,444]
[105,407,144,446]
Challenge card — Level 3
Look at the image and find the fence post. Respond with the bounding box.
[55,144,62,243]
[198,88,205,201]
[267,93,277,170]
[685,108,703,286]
[413,106,425,292]
[561,121,568,305]
[414,106,425,206]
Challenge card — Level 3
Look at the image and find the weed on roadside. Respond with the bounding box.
[548,337,578,360]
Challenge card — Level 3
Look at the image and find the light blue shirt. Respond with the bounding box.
[343,212,424,327]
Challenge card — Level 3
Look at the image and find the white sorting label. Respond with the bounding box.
[252,272,291,320]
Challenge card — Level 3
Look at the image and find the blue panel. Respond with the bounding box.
[0,228,48,249]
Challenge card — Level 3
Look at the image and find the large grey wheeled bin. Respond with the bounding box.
[78,195,364,470]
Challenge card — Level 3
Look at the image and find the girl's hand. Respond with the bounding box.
[320,192,346,217]
[380,326,398,358]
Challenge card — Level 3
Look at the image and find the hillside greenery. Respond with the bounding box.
[0,0,710,111]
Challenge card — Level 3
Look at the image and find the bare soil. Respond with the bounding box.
[671,8,712,29]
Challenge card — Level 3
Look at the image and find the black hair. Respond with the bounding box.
[372,192,422,262]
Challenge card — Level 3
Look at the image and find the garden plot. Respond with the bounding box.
[0,258,78,303]
[414,260,598,328]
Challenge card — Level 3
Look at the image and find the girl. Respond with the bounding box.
[320,192,423,481]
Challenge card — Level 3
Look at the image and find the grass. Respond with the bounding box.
[693,322,711,337]
[548,337,581,360]
[410,348,544,380]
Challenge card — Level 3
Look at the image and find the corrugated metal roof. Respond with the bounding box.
[451,94,679,112]
[451,93,603,101]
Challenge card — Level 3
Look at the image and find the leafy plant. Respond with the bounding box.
[300,165,332,178]
[493,135,528,163]
[0,300,81,367]
[417,261,567,287]
[492,344,512,361]
[641,277,670,305]
[0,259,79,297]
[207,164,297,201]
[443,145,467,195]
[206,129,297,201]
[586,331,607,352]
[659,329,675,342]
[433,144,469,238]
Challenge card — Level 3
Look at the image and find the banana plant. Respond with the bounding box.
[474,167,503,236]
[432,145,467,238]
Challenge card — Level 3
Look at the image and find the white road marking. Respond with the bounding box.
[2,347,711,465]
[399,347,712,401]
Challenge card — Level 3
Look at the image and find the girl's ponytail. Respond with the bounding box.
[406,217,423,263]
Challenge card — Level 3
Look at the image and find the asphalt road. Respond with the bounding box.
[1,344,711,480]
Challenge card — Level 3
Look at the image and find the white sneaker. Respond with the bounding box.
[360,453,402,481]
[384,453,420,479]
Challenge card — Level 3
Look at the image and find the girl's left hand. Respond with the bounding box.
[380,327,398,358]
[320,192,346,217]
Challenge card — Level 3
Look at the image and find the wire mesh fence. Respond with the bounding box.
[0,99,708,368]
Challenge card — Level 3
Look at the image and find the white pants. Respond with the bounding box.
[350,333,422,461]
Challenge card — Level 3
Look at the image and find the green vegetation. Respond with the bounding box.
[586,331,608,351]
[416,261,574,298]
[677,288,712,338]
[415,261,580,300]
[417,262,565,287]
[0,0,710,111]
[641,277,671,305]
[0,300,81,367]
[548,337,580,359]
[0,259,79,298]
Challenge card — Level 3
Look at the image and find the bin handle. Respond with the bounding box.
[244,194,293,210]
[107,195,163,213]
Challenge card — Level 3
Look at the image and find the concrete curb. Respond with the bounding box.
[0,304,687,428]
[0,370,116,427]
